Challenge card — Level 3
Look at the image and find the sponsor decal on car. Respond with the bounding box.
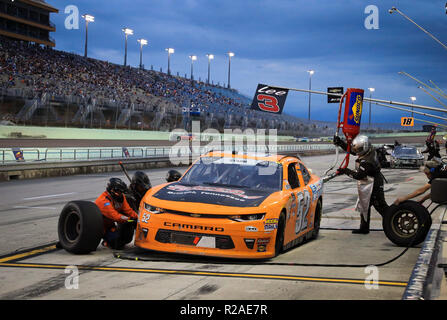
[257,238,270,245]
[264,218,278,231]
[264,223,277,231]
[245,226,258,232]
[257,245,267,252]
[153,182,272,207]
[309,179,323,202]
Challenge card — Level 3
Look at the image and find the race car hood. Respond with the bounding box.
[392,155,423,160]
[151,182,275,208]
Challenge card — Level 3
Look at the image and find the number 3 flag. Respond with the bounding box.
[250,84,289,114]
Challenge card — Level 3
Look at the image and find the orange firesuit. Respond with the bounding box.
[95,191,138,233]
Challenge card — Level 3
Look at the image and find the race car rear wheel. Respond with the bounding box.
[382,200,431,247]
[58,201,104,254]
[311,199,322,240]
[274,212,286,257]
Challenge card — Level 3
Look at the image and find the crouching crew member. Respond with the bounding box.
[394,161,447,205]
[334,135,389,234]
[95,178,138,249]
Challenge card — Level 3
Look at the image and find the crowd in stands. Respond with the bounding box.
[0,36,361,134]
[0,37,249,113]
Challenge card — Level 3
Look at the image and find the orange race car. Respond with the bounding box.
[134,151,324,259]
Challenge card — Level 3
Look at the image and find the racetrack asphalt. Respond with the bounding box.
[0,153,443,300]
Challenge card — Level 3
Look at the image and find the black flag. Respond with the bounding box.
[250,84,288,114]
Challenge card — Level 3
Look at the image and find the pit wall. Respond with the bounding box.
[0,125,295,142]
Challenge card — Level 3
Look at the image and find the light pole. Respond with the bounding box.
[307,70,314,121]
[206,54,214,84]
[165,48,174,75]
[389,7,447,51]
[189,55,197,80]
[81,14,94,58]
[410,96,416,117]
[227,52,234,89]
[368,87,375,128]
[137,39,147,69]
[122,28,133,66]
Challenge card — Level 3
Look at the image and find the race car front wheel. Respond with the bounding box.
[382,200,431,247]
[58,201,104,254]
[311,199,322,240]
[274,213,286,257]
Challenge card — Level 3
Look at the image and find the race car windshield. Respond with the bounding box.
[395,147,418,155]
[180,157,282,191]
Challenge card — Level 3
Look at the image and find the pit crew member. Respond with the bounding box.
[394,161,447,205]
[334,135,389,234]
[95,177,138,249]
[127,171,152,211]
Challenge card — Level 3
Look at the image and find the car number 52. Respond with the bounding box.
[141,213,150,223]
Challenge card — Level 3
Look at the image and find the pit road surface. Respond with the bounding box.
[0,154,440,300]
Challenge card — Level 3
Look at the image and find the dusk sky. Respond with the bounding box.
[49,0,447,125]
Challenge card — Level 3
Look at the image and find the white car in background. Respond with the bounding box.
[390,146,424,168]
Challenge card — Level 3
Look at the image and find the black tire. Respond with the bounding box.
[382,200,431,247]
[58,201,104,254]
[274,213,286,257]
[311,199,322,240]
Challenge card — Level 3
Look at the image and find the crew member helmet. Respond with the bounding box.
[107,177,128,201]
[351,135,371,156]
[131,171,151,195]
[166,169,182,182]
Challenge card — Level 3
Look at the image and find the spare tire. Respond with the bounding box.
[58,201,104,254]
[382,200,431,247]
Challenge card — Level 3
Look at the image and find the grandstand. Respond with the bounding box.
[0,36,420,136]
[0,0,58,47]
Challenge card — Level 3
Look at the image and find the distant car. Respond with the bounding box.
[390,146,424,168]
[169,133,197,142]
[296,137,310,142]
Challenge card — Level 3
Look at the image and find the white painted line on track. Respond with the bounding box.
[23,192,77,201]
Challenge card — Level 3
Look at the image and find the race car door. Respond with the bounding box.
[283,162,308,243]
[295,163,314,235]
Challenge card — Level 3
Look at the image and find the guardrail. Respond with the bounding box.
[0,144,336,165]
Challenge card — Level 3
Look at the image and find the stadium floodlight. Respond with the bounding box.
[410,96,417,117]
[137,39,148,69]
[166,48,174,75]
[307,70,315,121]
[368,88,375,128]
[81,14,94,58]
[206,54,214,84]
[189,55,197,80]
[227,52,234,89]
[122,28,134,66]
[389,6,447,51]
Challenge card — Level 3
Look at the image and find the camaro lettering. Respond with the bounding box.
[164,222,224,232]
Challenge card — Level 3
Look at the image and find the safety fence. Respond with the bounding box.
[0,144,336,165]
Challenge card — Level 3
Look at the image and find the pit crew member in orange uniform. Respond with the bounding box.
[95,178,138,249]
